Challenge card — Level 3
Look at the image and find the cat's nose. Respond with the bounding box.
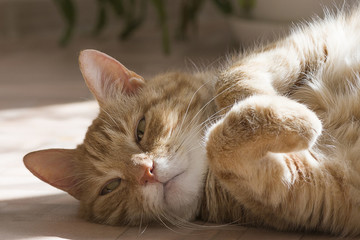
[139,165,158,185]
[132,153,158,185]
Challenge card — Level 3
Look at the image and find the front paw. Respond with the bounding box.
[206,95,322,157]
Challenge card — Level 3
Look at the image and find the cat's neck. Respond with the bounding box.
[192,71,247,222]
[198,170,257,224]
[179,70,253,223]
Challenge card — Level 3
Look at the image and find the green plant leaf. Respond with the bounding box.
[119,19,143,39]
[119,0,147,40]
[93,0,108,35]
[53,0,76,46]
[176,0,205,40]
[238,0,256,12]
[108,0,125,16]
[212,0,233,15]
[151,0,170,54]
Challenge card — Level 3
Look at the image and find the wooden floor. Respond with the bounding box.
[0,14,358,240]
[0,104,349,240]
[1,103,354,239]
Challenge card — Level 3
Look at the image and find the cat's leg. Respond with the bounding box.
[206,94,322,207]
[205,94,360,235]
[205,13,360,235]
[215,28,328,114]
[207,24,327,207]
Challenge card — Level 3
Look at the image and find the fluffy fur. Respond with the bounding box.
[24,6,360,236]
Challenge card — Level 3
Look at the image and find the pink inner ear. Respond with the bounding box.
[79,49,145,104]
[23,149,80,199]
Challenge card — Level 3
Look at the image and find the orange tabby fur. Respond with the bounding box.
[24,6,360,236]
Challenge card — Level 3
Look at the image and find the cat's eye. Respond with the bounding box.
[100,178,121,196]
[136,117,146,142]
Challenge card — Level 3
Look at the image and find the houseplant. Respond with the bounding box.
[53,0,256,54]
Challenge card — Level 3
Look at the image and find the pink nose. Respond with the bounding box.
[139,165,158,185]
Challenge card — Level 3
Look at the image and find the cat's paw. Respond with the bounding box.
[206,95,322,159]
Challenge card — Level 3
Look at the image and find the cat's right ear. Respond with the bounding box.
[23,149,81,200]
[79,49,145,104]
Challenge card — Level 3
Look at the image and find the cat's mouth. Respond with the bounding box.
[151,167,187,203]
[162,171,185,188]
[151,161,186,186]
[142,152,206,220]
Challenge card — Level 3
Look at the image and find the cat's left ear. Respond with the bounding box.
[23,149,81,200]
[79,49,145,104]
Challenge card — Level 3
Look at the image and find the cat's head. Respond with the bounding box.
[24,50,215,225]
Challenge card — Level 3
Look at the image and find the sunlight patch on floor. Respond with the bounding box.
[0,102,98,201]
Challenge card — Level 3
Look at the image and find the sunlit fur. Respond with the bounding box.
[73,72,216,225]
[69,6,360,236]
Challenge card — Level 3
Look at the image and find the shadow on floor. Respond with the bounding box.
[0,193,128,240]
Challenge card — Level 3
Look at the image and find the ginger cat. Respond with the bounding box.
[24,6,360,236]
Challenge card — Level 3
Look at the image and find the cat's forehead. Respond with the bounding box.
[83,72,203,163]
[100,72,203,116]
[145,72,201,95]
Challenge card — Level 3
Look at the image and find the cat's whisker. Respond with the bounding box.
[165,213,201,230]
[188,80,237,124]
[104,199,126,224]
[138,223,148,237]
[204,56,224,72]
[173,75,237,154]
[164,208,258,232]
[154,211,181,233]
[98,117,112,128]
[174,105,231,155]
[138,211,149,236]
[178,81,238,141]
[102,109,121,130]
[176,78,213,141]
[188,105,230,136]
[162,211,240,232]
[175,92,235,152]
[138,211,143,235]
[157,210,199,232]
[174,111,210,149]
[185,57,201,73]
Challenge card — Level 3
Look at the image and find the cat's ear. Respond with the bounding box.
[23,149,81,200]
[79,49,145,104]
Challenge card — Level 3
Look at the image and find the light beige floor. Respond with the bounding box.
[0,10,358,240]
[0,103,351,239]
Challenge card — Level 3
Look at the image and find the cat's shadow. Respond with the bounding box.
[0,193,126,240]
[1,194,332,240]
[0,193,250,239]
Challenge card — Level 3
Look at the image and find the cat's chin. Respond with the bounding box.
[141,171,197,220]
[164,173,202,220]
[139,137,208,221]
[142,157,207,220]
